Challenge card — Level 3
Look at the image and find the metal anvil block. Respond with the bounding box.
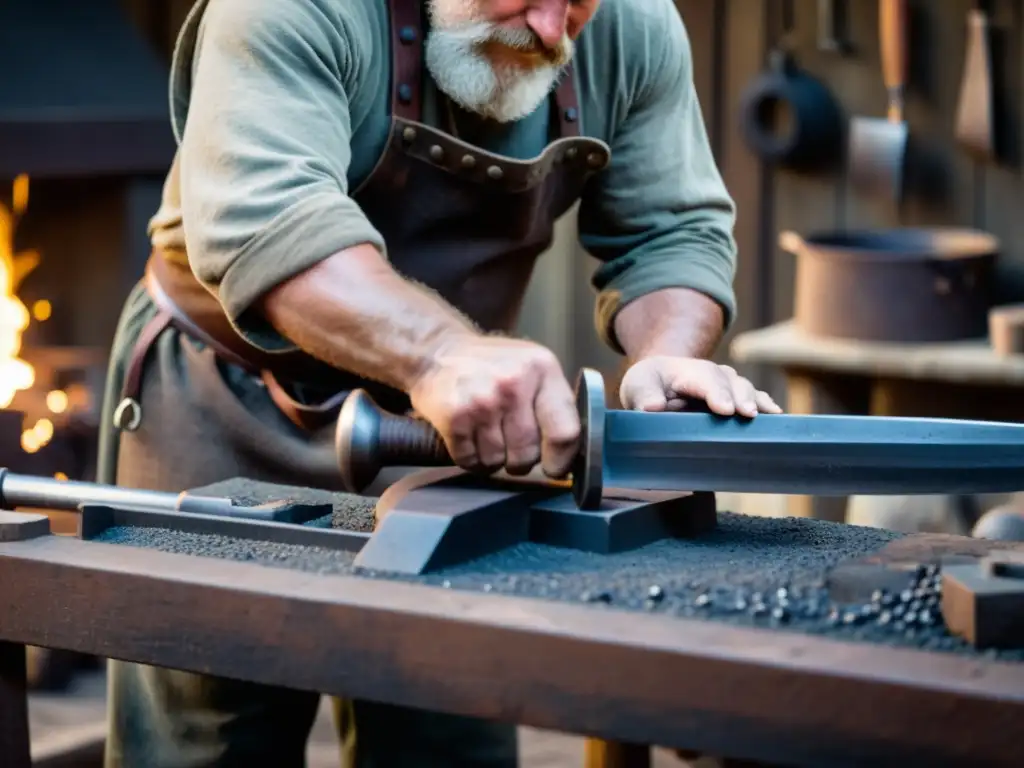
[354,467,717,574]
[942,550,1024,649]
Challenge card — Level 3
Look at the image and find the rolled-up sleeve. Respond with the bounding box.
[176,0,384,351]
[578,4,738,354]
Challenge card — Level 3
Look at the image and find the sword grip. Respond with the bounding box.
[335,368,607,508]
[335,391,454,494]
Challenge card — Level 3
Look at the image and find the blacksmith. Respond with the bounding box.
[97,0,780,765]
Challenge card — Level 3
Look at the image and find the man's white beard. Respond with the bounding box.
[424,21,574,123]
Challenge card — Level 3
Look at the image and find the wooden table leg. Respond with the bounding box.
[0,641,31,768]
[584,738,651,768]
[784,369,871,522]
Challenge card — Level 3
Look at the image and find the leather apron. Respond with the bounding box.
[114,0,611,435]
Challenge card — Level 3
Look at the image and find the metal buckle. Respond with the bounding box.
[113,398,142,432]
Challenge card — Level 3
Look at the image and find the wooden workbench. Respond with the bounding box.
[1,512,1023,768]
[730,321,1024,523]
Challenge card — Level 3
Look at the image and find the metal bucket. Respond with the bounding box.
[779,228,998,343]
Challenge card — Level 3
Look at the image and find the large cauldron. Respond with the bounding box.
[779,228,998,343]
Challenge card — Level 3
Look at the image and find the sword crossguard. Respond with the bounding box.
[335,368,606,509]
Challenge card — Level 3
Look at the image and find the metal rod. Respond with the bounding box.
[0,469,179,511]
[0,469,243,518]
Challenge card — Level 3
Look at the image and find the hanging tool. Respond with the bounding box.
[955,2,996,160]
[738,0,844,171]
[816,0,848,53]
[848,0,909,201]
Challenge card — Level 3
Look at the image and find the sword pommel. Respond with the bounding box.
[334,391,453,495]
[334,368,607,508]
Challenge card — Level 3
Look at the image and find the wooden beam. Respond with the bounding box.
[0,534,1022,765]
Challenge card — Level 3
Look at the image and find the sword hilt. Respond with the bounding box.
[335,368,606,509]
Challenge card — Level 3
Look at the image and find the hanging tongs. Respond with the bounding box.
[817,0,849,53]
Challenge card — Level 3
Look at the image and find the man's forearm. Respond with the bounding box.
[613,287,725,362]
[257,244,479,391]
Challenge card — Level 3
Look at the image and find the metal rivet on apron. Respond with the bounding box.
[399,26,417,43]
[486,165,504,180]
[587,152,605,169]
[113,397,142,432]
[429,145,445,162]
[398,84,413,104]
[401,126,416,143]
[565,147,578,161]
[564,107,578,122]
[460,154,477,169]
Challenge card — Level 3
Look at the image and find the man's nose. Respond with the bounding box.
[525,0,568,49]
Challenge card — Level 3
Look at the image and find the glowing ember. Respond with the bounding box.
[0,174,39,410]
[46,389,69,414]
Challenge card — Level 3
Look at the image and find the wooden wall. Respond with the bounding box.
[677,0,1024,394]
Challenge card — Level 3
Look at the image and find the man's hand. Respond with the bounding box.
[619,355,782,417]
[408,336,580,478]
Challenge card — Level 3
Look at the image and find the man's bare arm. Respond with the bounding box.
[257,245,478,391]
[613,287,725,362]
[258,244,581,476]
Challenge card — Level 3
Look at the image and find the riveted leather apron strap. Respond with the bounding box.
[555,64,581,138]
[390,0,423,121]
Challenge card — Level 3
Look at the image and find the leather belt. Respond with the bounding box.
[115,257,348,433]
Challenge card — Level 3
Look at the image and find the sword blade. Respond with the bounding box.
[602,411,1024,495]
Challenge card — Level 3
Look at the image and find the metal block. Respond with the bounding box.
[355,468,542,574]
[355,468,717,575]
[529,491,716,554]
[77,504,369,552]
[0,511,50,542]
[943,550,1024,649]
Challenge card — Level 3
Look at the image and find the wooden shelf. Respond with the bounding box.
[730,320,1024,387]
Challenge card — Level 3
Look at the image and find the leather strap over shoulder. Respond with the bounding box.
[554,66,580,139]
[389,0,424,121]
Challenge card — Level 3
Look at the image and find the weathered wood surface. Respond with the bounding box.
[1,533,1024,767]
[731,320,1024,385]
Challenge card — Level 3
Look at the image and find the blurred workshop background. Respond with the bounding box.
[4,1,1024,766]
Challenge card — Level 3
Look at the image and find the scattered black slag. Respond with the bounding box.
[91,511,1024,662]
